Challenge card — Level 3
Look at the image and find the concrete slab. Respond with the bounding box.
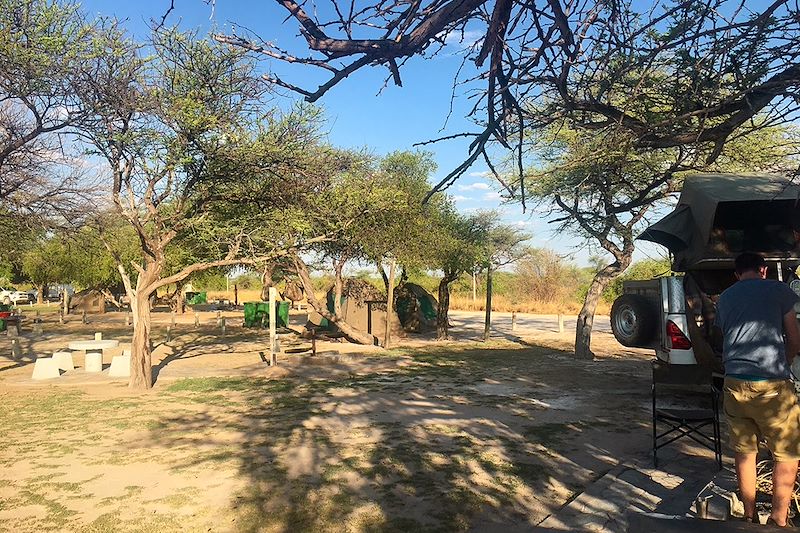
[538,445,728,532]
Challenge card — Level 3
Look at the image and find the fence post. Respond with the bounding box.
[511,311,517,331]
[194,311,200,328]
[269,287,277,366]
[558,313,564,333]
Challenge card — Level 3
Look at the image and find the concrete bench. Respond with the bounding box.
[32,357,60,380]
[108,354,130,378]
[85,352,103,372]
[52,351,74,371]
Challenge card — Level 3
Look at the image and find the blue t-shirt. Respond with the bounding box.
[716,278,799,379]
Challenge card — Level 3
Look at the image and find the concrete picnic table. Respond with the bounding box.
[68,340,119,372]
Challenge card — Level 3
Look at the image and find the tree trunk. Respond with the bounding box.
[176,289,185,314]
[261,263,275,301]
[129,290,154,389]
[377,261,389,293]
[574,259,630,360]
[292,254,377,345]
[436,275,454,340]
[483,264,493,342]
[129,263,161,389]
[36,283,45,305]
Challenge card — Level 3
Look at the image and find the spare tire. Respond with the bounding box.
[611,294,657,347]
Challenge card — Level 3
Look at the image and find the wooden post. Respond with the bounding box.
[63,289,70,316]
[59,309,64,324]
[194,311,200,328]
[125,312,131,326]
[511,311,517,331]
[11,338,21,359]
[216,311,221,327]
[171,312,176,328]
[221,316,226,335]
[269,287,277,366]
[472,269,477,305]
[483,263,493,342]
[384,259,396,349]
[35,310,40,323]
[166,325,172,342]
[558,313,564,333]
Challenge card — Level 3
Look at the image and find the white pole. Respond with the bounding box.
[269,286,277,366]
[384,259,396,349]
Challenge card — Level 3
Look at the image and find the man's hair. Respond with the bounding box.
[735,252,767,275]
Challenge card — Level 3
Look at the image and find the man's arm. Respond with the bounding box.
[783,310,800,366]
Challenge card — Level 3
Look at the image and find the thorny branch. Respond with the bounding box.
[215,0,800,200]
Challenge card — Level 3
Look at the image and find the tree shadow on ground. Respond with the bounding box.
[130,341,706,532]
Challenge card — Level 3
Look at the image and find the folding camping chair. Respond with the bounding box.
[652,359,722,469]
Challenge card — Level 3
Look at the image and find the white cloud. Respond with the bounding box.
[443,30,483,48]
[513,220,531,227]
[482,191,502,201]
[457,182,490,191]
[452,195,470,202]
[468,171,490,178]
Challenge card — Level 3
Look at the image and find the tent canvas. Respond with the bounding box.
[638,173,800,271]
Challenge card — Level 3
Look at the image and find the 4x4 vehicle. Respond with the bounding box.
[611,173,800,367]
[0,287,31,306]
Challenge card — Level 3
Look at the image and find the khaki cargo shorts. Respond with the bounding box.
[723,377,800,461]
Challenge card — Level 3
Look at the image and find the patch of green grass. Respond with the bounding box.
[19,489,77,530]
[166,377,294,393]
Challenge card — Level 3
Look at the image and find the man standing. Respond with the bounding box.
[716,252,800,526]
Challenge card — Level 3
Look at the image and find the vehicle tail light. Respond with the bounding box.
[666,320,692,350]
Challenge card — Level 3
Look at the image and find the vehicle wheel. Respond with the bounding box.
[611,294,657,347]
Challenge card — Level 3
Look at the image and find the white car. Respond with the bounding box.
[0,287,31,306]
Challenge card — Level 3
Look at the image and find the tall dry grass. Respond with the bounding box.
[204,288,609,315]
[447,294,610,315]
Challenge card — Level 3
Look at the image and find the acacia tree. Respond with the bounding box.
[0,0,116,217]
[428,209,490,340]
[528,124,800,358]
[478,218,530,341]
[287,151,420,345]
[80,31,331,389]
[213,0,800,203]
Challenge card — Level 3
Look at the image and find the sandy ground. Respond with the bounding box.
[0,307,690,532]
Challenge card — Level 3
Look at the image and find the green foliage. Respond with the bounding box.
[21,222,141,291]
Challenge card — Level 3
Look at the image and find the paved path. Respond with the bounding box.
[536,445,730,532]
[449,310,611,335]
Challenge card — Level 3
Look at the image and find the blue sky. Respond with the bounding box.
[80,0,668,266]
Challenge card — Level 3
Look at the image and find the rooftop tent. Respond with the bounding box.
[638,173,800,271]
